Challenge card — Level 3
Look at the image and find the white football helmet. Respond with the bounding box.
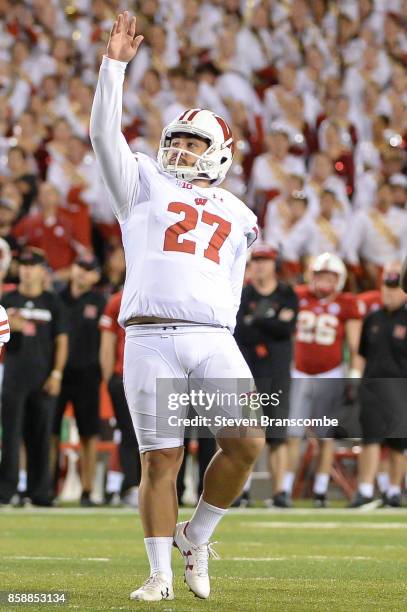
[310,252,347,292]
[157,108,233,186]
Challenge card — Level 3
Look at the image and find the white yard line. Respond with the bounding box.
[0,507,406,516]
[2,556,110,562]
[239,521,407,529]
[228,555,376,561]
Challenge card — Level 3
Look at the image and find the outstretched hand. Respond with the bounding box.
[107,12,144,63]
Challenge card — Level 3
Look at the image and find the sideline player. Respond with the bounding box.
[90,12,264,602]
[284,253,363,507]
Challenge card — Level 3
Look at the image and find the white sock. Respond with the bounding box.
[387,485,401,497]
[243,474,253,494]
[144,537,173,580]
[376,472,389,494]
[283,472,295,495]
[17,469,27,493]
[186,497,228,546]
[359,483,374,498]
[106,470,124,494]
[313,472,329,495]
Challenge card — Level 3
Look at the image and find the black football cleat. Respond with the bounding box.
[313,493,328,508]
[80,491,99,507]
[348,492,380,509]
[382,494,402,508]
[272,491,292,508]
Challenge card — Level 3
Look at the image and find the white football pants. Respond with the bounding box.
[123,324,254,453]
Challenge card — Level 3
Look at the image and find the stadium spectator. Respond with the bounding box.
[264,190,315,283]
[99,289,141,507]
[51,254,105,506]
[345,182,407,289]
[0,189,21,250]
[249,125,305,216]
[44,118,74,168]
[7,146,38,215]
[235,243,298,507]
[263,173,305,230]
[311,189,347,256]
[306,152,350,219]
[12,182,91,281]
[350,264,407,508]
[100,246,125,294]
[389,173,407,209]
[0,247,68,506]
[318,120,355,196]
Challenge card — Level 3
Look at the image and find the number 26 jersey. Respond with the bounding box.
[119,153,258,331]
[294,285,362,375]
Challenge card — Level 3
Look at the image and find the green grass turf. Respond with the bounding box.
[1,508,407,611]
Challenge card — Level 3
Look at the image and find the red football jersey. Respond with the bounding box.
[12,209,91,271]
[294,285,363,374]
[357,290,382,316]
[99,290,124,377]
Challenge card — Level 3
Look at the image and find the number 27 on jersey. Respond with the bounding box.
[163,201,231,264]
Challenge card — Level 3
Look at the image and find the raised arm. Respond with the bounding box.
[89,12,144,223]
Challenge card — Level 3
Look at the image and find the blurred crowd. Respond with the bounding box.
[0,0,406,288]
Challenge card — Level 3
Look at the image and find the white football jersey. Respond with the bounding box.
[90,57,258,331]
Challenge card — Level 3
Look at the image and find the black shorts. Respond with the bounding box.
[359,378,407,448]
[53,366,101,438]
[362,437,407,451]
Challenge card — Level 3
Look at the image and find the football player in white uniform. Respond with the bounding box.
[90,12,264,602]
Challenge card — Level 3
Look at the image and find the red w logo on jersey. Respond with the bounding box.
[195,198,207,206]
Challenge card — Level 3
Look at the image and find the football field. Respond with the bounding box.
[1,507,407,611]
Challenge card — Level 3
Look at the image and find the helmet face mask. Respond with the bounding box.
[157,109,233,186]
[159,142,218,181]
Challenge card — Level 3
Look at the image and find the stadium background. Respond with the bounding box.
[0,0,406,501]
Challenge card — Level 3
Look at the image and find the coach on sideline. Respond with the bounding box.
[52,254,106,506]
[0,248,68,506]
[235,243,298,508]
[350,264,407,508]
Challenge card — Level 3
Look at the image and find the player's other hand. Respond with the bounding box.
[107,12,144,63]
